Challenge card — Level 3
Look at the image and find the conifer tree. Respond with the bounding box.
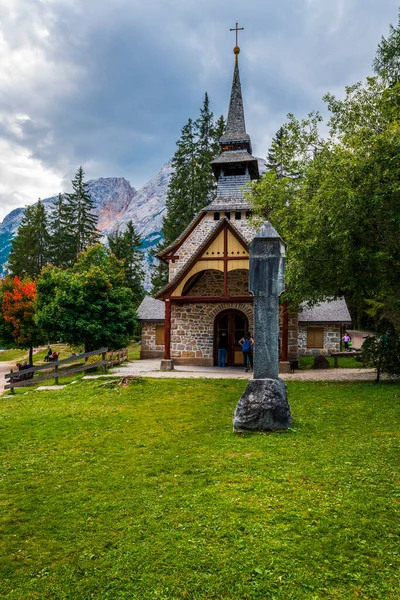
[8,200,50,278]
[151,95,224,293]
[48,193,76,267]
[195,93,219,210]
[108,221,146,306]
[65,166,99,259]
[162,118,198,246]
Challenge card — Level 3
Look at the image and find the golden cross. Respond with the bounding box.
[230,22,244,47]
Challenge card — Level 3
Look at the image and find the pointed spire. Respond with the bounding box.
[225,54,246,136]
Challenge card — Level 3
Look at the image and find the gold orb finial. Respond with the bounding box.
[233,46,240,55]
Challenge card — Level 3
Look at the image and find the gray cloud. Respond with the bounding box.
[0,0,398,219]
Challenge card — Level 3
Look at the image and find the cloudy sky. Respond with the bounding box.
[0,0,398,220]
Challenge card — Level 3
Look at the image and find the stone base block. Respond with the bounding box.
[172,357,213,367]
[140,350,164,359]
[233,378,292,432]
[279,361,291,373]
[160,359,174,371]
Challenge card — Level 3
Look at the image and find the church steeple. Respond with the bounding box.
[210,33,259,193]
[224,53,247,138]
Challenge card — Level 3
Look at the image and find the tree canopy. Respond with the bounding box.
[35,245,136,352]
[248,78,400,328]
[0,276,43,364]
[107,221,146,307]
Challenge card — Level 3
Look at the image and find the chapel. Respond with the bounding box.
[138,39,351,365]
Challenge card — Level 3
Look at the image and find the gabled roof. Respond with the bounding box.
[137,296,165,321]
[154,217,249,299]
[298,298,352,324]
[157,212,206,260]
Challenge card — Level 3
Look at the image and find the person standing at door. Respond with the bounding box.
[218,331,228,367]
[239,332,254,372]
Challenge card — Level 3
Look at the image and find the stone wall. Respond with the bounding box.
[171,302,254,365]
[298,324,341,355]
[186,268,249,297]
[140,304,299,363]
[140,322,164,358]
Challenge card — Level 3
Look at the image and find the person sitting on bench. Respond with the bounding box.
[44,346,53,361]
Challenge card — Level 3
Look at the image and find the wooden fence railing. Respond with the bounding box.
[5,347,128,393]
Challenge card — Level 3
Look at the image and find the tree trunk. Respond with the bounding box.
[29,345,33,365]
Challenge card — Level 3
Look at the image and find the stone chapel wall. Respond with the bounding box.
[170,302,254,365]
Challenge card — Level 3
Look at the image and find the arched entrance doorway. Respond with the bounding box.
[214,309,248,367]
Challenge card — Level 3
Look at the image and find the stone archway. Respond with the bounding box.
[214,308,249,367]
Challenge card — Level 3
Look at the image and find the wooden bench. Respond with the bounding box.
[330,351,362,368]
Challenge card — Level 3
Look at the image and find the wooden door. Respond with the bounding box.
[215,310,248,366]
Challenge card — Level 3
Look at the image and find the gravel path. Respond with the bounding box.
[97,359,381,382]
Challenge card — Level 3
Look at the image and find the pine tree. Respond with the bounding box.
[108,221,146,306]
[48,193,76,267]
[195,93,219,210]
[8,200,50,278]
[65,166,99,259]
[162,118,198,247]
[151,94,224,294]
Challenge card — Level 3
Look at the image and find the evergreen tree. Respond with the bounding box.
[162,118,198,246]
[373,9,400,85]
[151,95,224,294]
[48,193,76,267]
[150,250,169,294]
[162,95,225,248]
[267,126,292,178]
[195,93,219,210]
[64,166,99,259]
[108,221,146,306]
[8,200,50,278]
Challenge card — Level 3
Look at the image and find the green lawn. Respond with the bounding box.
[1,379,399,599]
[298,355,364,369]
[0,349,28,362]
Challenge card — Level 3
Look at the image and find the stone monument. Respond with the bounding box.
[233,221,293,432]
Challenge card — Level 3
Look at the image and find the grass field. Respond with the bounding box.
[1,378,399,599]
[298,355,363,369]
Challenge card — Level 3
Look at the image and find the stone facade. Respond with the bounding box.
[298,324,341,355]
[170,302,254,365]
[169,212,256,281]
[186,268,249,297]
[141,302,299,365]
[141,322,165,358]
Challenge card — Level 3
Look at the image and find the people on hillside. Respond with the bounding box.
[239,332,254,372]
[44,346,53,362]
[217,331,228,367]
[342,332,352,351]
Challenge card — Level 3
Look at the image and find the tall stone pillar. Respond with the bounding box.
[233,221,292,432]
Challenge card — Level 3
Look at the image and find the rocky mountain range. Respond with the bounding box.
[0,162,174,287]
[0,158,265,288]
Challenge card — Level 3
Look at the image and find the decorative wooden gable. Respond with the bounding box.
[156,218,250,299]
